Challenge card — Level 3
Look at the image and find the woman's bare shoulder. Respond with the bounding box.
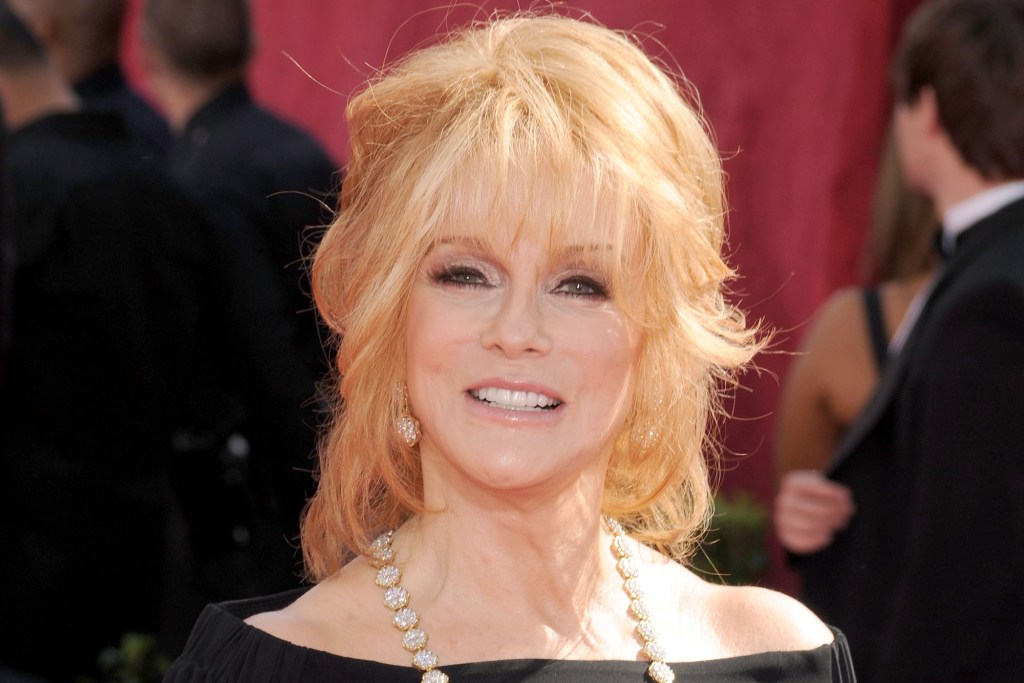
[789,286,873,390]
[697,578,835,654]
[641,553,833,659]
[800,286,868,353]
[243,581,341,649]
[244,564,386,657]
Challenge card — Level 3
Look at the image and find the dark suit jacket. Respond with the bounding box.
[796,196,1024,681]
[0,110,234,679]
[166,84,339,595]
[169,84,338,393]
[75,62,173,154]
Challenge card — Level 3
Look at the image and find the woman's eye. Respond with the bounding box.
[555,276,608,299]
[434,265,490,287]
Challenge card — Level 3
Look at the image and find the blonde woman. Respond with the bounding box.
[166,12,855,682]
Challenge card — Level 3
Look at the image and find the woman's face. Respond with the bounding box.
[405,224,643,500]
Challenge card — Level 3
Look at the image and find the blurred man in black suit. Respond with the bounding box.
[139,0,339,624]
[777,1,1024,680]
[0,2,234,677]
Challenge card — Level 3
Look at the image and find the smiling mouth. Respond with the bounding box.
[469,387,562,411]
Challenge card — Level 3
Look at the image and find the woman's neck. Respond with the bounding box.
[389,508,635,660]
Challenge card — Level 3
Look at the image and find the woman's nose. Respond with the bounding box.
[479,287,553,357]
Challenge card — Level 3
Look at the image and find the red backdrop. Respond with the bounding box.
[122,0,924,592]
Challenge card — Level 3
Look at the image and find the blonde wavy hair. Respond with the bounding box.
[303,11,761,581]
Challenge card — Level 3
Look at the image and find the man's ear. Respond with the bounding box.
[916,87,943,137]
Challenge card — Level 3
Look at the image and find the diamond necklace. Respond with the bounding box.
[368,517,675,683]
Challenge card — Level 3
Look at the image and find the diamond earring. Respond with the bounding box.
[395,382,421,447]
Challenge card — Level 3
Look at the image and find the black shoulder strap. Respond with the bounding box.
[863,288,889,371]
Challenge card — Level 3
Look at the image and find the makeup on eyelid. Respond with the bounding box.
[423,242,615,300]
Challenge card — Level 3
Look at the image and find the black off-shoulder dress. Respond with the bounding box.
[164,589,856,682]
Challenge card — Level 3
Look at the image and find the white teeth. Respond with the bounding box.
[470,387,560,410]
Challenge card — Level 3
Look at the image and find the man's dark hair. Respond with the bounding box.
[891,0,1024,179]
[142,0,254,78]
[50,0,128,65]
[0,2,47,70]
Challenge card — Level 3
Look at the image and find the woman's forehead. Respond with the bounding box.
[429,211,636,267]
[425,232,618,266]
[429,165,635,251]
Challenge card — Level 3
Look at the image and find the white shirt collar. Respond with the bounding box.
[942,180,1024,252]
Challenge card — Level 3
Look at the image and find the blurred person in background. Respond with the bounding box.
[773,126,940,555]
[775,0,1024,678]
[138,0,339,635]
[0,2,233,678]
[9,0,171,153]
